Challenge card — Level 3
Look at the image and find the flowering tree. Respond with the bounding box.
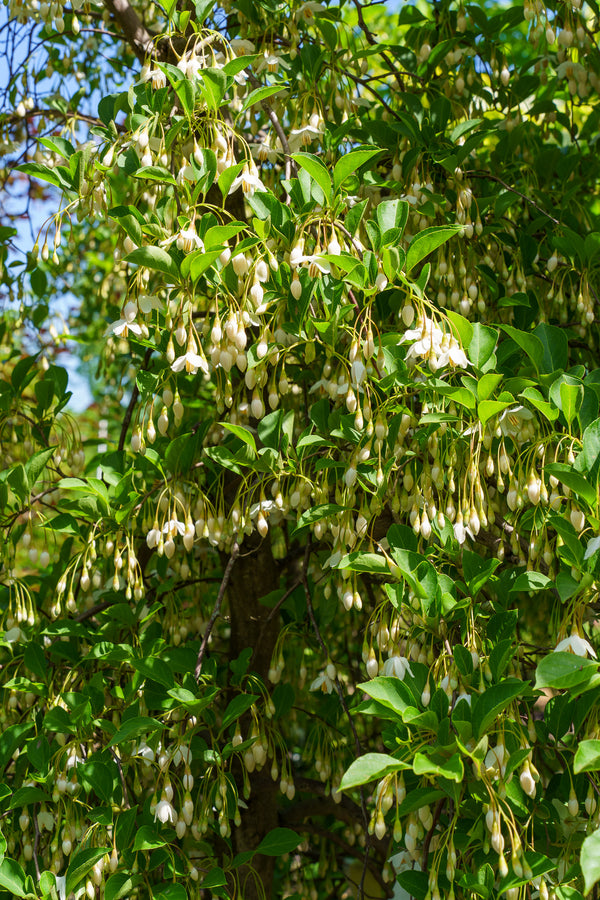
[1,0,600,897]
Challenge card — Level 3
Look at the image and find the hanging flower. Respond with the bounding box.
[554,633,597,658]
[154,797,176,824]
[382,655,413,680]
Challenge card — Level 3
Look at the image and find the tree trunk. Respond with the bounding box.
[228,536,280,900]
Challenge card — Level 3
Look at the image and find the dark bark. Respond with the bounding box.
[228,534,281,899]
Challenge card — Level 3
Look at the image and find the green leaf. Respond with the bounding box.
[336,551,389,575]
[256,828,301,856]
[581,828,600,895]
[24,448,55,488]
[535,652,598,691]
[133,826,167,851]
[107,716,165,748]
[66,847,110,896]
[446,310,473,348]
[134,166,177,186]
[582,420,600,480]
[39,135,75,158]
[124,246,179,281]
[413,751,464,782]
[17,161,72,190]
[221,423,257,452]
[574,740,600,774]
[544,463,596,506]
[477,399,513,429]
[152,882,188,900]
[240,83,285,114]
[105,873,142,900]
[340,752,410,791]
[9,786,50,809]
[511,571,552,593]
[469,323,497,369]
[201,868,227,889]
[221,694,258,731]
[471,678,526,738]
[130,657,174,688]
[0,858,31,898]
[291,153,332,203]
[359,676,415,716]
[559,380,584,426]
[405,225,460,273]
[376,198,409,235]
[533,322,568,374]
[500,325,544,373]
[333,148,381,192]
[293,503,345,534]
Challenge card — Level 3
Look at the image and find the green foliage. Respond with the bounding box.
[1,0,600,898]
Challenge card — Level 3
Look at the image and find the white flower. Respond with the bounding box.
[138,294,164,315]
[498,405,535,438]
[554,633,597,658]
[37,810,55,831]
[585,536,600,560]
[3,626,22,643]
[146,527,161,549]
[176,224,204,254]
[171,351,209,375]
[484,743,506,778]
[293,254,331,278]
[310,670,335,693]
[230,39,255,55]
[162,518,186,538]
[106,318,142,338]
[454,690,471,707]
[351,359,366,387]
[229,163,266,196]
[288,123,324,151]
[136,741,155,762]
[297,1,325,21]
[382,655,413,680]
[400,315,468,371]
[154,798,176,824]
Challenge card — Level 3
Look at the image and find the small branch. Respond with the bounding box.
[464,169,560,226]
[75,599,116,622]
[111,748,131,808]
[422,797,445,871]
[118,347,152,452]
[247,72,297,183]
[102,0,157,61]
[249,576,302,671]
[32,805,41,880]
[195,540,240,681]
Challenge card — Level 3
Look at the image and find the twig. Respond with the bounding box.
[194,540,240,681]
[247,72,297,183]
[464,169,560,226]
[249,576,302,670]
[422,797,445,871]
[111,748,131,808]
[103,0,157,61]
[118,347,152,452]
[32,804,41,880]
[350,0,405,90]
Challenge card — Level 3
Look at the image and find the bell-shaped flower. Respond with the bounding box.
[309,670,335,693]
[382,655,413,680]
[154,797,176,824]
[554,633,597,658]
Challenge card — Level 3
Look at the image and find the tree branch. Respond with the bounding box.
[118,347,152,452]
[102,0,157,61]
[195,540,240,681]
